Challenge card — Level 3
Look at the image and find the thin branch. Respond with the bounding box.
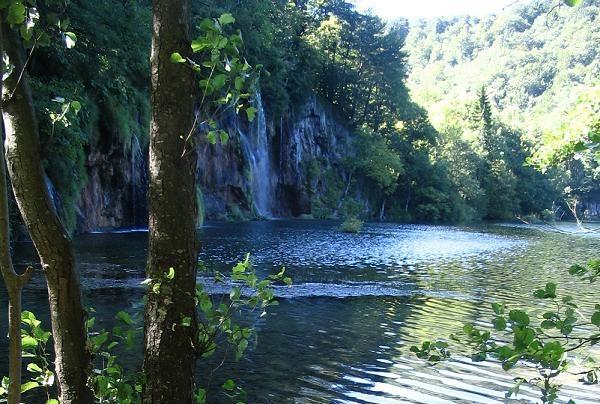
[8,37,37,100]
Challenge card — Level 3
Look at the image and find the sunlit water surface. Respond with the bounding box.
[2,220,600,403]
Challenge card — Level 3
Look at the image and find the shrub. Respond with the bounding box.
[341,217,363,233]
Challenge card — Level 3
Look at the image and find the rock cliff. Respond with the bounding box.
[74,95,354,231]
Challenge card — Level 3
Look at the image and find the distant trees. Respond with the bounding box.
[405,0,600,220]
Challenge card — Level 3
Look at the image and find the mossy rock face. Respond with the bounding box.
[341,217,363,233]
[226,203,251,222]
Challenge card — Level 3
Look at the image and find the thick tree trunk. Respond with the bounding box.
[0,20,93,404]
[1,121,34,404]
[143,1,199,403]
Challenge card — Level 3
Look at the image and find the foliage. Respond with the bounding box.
[30,78,88,232]
[177,13,259,147]
[340,216,363,233]
[25,0,152,232]
[195,0,319,118]
[427,85,559,221]
[412,259,600,403]
[85,309,143,404]
[405,0,600,218]
[1,255,290,404]
[12,311,56,404]
[406,1,600,134]
[163,255,290,403]
[353,126,403,196]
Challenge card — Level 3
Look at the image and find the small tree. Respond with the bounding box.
[0,3,93,403]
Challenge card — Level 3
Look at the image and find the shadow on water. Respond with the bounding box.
[2,220,600,403]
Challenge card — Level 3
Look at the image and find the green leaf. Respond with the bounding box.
[222,379,236,391]
[246,106,257,122]
[170,52,186,64]
[236,338,249,358]
[20,381,39,393]
[116,311,133,325]
[20,23,32,40]
[509,310,530,327]
[218,13,236,26]
[166,267,175,280]
[37,32,51,47]
[152,281,162,293]
[533,282,556,299]
[70,100,81,113]
[46,400,59,404]
[219,129,229,144]
[232,261,247,274]
[564,0,583,6]
[64,31,77,49]
[492,316,507,331]
[7,3,26,25]
[235,76,244,91]
[212,73,227,90]
[22,311,40,327]
[206,131,217,145]
[27,363,43,373]
[569,264,586,276]
[198,18,216,33]
[195,388,207,404]
[91,332,109,347]
[191,38,209,53]
[199,294,213,313]
[491,302,504,315]
[21,335,37,350]
[230,287,241,301]
[591,311,600,327]
[541,320,555,329]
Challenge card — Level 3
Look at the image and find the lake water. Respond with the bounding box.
[2,220,600,403]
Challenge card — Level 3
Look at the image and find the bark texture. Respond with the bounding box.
[0,107,34,404]
[0,19,93,404]
[143,1,200,403]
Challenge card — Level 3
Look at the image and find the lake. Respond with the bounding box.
[2,220,600,403]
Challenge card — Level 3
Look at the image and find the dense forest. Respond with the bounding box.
[11,0,600,233]
[405,0,600,220]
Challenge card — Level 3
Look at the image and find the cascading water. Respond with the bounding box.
[238,94,273,218]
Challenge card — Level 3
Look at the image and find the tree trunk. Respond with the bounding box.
[0,19,93,404]
[143,1,200,403]
[1,117,35,404]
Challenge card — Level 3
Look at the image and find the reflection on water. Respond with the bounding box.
[2,220,600,403]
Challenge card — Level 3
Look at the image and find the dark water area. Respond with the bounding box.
[2,221,600,403]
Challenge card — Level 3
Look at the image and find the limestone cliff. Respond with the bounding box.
[74,94,354,231]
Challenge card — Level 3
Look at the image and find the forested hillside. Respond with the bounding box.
[406,1,600,132]
[14,0,599,233]
[405,0,600,220]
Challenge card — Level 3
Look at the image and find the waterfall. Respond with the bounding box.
[238,94,273,218]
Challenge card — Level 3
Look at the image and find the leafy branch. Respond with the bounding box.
[411,259,600,404]
[170,13,260,156]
